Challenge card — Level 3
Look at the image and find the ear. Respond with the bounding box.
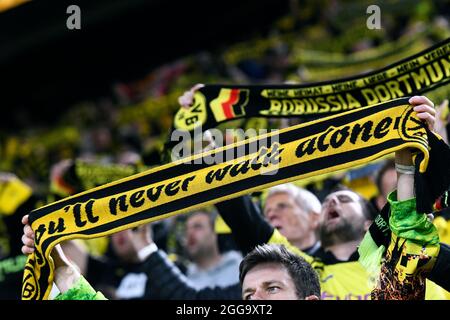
[375,195,386,211]
[305,295,319,300]
[363,220,372,232]
[309,211,321,229]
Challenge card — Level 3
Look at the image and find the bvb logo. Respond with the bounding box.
[399,107,428,146]
[22,264,39,300]
[174,91,207,131]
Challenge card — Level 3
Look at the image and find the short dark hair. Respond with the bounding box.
[186,209,218,230]
[358,194,378,220]
[239,244,320,299]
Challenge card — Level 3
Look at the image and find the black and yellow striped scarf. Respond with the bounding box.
[22,98,435,299]
[172,38,450,135]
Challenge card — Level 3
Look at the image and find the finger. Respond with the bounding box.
[191,83,205,92]
[24,225,34,239]
[178,96,188,108]
[416,111,434,122]
[409,96,434,108]
[413,104,436,116]
[22,214,29,225]
[414,104,436,129]
[179,84,204,108]
[178,92,194,109]
[416,112,435,130]
[416,112,435,122]
[22,234,35,247]
[22,246,34,255]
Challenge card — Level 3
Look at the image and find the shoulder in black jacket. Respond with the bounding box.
[141,250,242,300]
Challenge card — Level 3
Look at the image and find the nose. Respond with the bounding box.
[184,230,194,244]
[323,196,338,209]
[186,229,196,240]
[265,209,278,222]
[251,289,265,300]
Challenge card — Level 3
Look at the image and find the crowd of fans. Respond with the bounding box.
[1,0,450,300]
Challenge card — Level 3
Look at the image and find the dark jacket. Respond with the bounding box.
[141,250,241,300]
[429,242,450,291]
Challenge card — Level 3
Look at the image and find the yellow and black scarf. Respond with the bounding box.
[23,98,436,299]
[172,38,450,135]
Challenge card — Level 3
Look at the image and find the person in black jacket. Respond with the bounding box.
[429,242,450,292]
[210,96,448,299]
[22,217,320,300]
[22,213,242,300]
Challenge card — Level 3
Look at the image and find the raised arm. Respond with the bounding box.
[395,96,436,200]
[372,95,442,300]
[216,196,274,254]
[21,215,105,300]
[129,225,241,300]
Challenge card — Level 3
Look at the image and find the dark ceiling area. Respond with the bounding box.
[0,0,290,131]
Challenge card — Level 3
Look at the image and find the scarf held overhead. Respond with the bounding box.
[173,38,450,134]
[23,98,430,300]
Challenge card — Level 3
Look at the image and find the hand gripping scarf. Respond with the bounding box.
[360,198,441,300]
[359,130,450,300]
[170,38,450,137]
[22,97,437,300]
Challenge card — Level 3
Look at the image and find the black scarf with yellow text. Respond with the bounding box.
[23,98,437,299]
[172,38,450,136]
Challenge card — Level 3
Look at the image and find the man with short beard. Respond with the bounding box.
[216,184,445,299]
[216,185,384,300]
[183,210,242,289]
[316,189,374,262]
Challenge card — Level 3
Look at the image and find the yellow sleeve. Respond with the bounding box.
[433,216,450,245]
[267,229,316,266]
[425,279,449,300]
